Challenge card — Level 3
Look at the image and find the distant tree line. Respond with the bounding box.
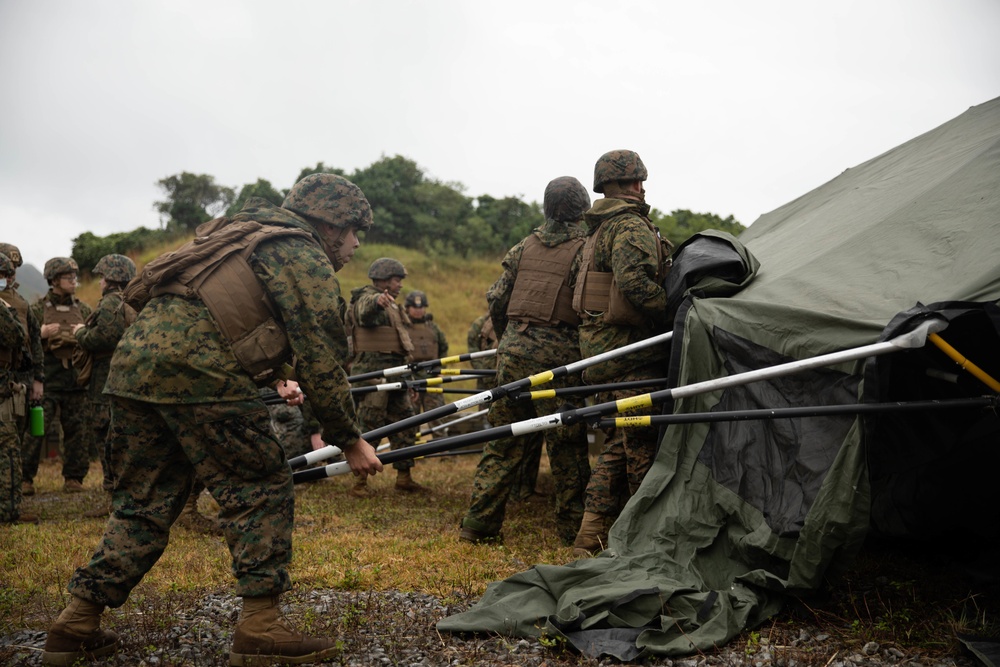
[71,155,744,271]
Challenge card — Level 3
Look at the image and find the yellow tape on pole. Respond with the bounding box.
[529,370,555,386]
[928,333,1000,393]
[615,416,652,428]
[529,389,557,400]
[617,394,653,412]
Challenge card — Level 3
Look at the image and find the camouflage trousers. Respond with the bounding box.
[583,368,662,519]
[356,388,417,472]
[0,396,25,522]
[266,401,313,460]
[21,389,91,483]
[67,397,294,607]
[411,388,447,437]
[462,353,591,544]
[86,394,114,491]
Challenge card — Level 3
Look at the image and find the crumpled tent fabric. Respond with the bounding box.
[438,97,1000,658]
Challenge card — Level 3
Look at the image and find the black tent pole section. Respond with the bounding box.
[346,349,497,383]
[512,378,669,401]
[289,331,674,472]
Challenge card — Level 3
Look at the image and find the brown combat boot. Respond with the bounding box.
[41,596,120,666]
[394,470,428,493]
[63,479,85,493]
[22,481,35,496]
[13,511,40,524]
[175,492,222,535]
[572,511,612,558]
[349,477,375,499]
[229,595,339,666]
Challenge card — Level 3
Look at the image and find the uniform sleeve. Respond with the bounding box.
[610,218,667,323]
[26,308,43,380]
[75,294,127,353]
[251,237,361,450]
[486,242,523,338]
[354,286,390,327]
[0,303,25,348]
[434,322,448,357]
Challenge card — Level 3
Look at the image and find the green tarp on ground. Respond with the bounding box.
[438,97,1000,660]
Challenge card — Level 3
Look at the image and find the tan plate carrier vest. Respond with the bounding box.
[506,235,584,329]
[572,218,671,327]
[408,322,439,362]
[0,289,29,368]
[41,298,86,363]
[134,219,315,382]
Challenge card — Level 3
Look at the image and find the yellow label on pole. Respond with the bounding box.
[617,394,653,412]
[440,369,462,376]
[529,370,555,386]
[531,390,556,400]
[615,416,652,428]
[426,377,443,386]
[440,355,460,365]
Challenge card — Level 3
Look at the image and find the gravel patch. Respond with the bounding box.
[0,589,983,666]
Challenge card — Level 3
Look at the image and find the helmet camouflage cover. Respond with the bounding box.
[543,176,591,222]
[405,290,428,308]
[593,149,648,193]
[368,257,407,280]
[0,252,13,276]
[0,243,22,268]
[282,173,374,231]
[44,256,79,282]
[93,253,137,284]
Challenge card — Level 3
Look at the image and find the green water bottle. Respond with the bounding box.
[29,404,44,437]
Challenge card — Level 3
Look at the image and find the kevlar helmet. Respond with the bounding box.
[44,257,79,283]
[543,176,591,222]
[0,252,13,276]
[0,243,22,268]
[282,174,374,231]
[405,290,428,308]
[593,149,647,193]
[368,258,407,280]
[93,254,137,284]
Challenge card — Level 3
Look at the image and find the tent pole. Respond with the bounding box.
[928,333,1000,392]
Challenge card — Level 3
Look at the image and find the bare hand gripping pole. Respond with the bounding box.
[293,320,942,484]
[288,331,674,471]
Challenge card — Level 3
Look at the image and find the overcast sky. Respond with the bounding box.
[1,0,997,271]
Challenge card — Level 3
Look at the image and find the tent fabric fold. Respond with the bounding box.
[438,97,1000,657]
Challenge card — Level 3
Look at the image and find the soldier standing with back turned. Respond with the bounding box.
[571,149,672,556]
[460,176,593,545]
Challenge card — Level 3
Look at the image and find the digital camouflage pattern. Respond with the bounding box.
[543,176,591,223]
[577,193,669,523]
[578,197,669,385]
[92,254,136,285]
[407,313,448,427]
[67,198,363,610]
[592,149,648,193]
[67,397,294,605]
[367,257,407,280]
[404,290,428,308]
[281,173,373,230]
[43,256,79,282]
[75,285,133,490]
[462,213,591,543]
[23,288,92,484]
[0,293,27,522]
[0,243,23,268]
[264,396,313,460]
[0,252,13,275]
[350,284,417,471]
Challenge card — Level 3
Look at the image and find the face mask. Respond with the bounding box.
[0,279,7,291]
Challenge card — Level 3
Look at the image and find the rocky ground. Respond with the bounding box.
[1,588,987,667]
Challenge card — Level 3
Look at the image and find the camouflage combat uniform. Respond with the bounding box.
[23,288,92,486]
[0,271,43,445]
[578,196,670,518]
[1,285,29,522]
[66,199,362,606]
[350,284,418,471]
[74,268,133,491]
[407,311,448,426]
[462,177,593,544]
[466,313,498,392]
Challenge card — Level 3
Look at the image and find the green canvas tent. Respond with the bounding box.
[438,97,1000,659]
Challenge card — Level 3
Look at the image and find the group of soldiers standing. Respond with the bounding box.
[3,149,673,666]
[1,246,136,526]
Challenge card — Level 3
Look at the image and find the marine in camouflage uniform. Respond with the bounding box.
[23,257,92,493]
[460,176,593,546]
[42,175,383,667]
[0,242,44,499]
[74,254,136,500]
[0,251,38,524]
[349,258,424,496]
[466,312,498,392]
[404,290,449,435]
[572,149,673,556]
